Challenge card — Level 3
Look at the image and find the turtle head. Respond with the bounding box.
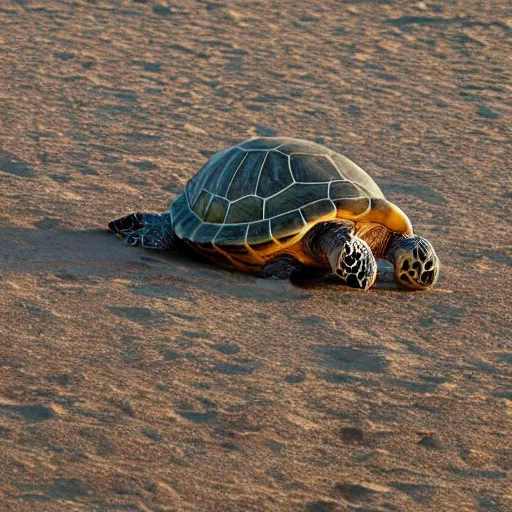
[388,234,439,290]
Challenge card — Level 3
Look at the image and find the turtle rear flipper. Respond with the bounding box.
[108,212,177,250]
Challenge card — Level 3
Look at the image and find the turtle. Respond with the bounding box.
[108,137,439,290]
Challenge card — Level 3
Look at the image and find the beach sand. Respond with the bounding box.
[1,1,511,510]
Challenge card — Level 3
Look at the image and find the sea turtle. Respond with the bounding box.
[109,137,439,290]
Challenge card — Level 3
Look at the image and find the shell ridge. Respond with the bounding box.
[262,181,295,201]
[254,151,269,196]
[327,182,337,210]
[224,152,249,199]
[205,194,214,214]
[295,180,339,185]
[287,155,296,184]
[326,154,345,180]
[290,152,331,157]
[268,218,280,245]
[231,193,261,203]
[188,220,204,240]
[329,152,384,198]
[184,190,204,223]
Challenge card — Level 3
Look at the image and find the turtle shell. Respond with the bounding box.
[170,137,386,270]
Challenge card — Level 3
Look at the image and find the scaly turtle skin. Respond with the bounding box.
[109,137,439,290]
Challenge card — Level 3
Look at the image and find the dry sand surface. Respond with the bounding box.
[1,1,511,511]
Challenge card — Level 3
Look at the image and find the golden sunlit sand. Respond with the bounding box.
[1,1,510,511]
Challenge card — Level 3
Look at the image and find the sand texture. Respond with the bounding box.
[1,1,511,511]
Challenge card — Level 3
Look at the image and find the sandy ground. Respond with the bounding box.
[1,1,511,511]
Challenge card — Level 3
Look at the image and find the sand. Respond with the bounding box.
[0,1,511,511]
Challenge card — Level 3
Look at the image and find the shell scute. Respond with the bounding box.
[174,212,201,239]
[256,151,292,197]
[329,180,363,200]
[189,223,221,245]
[226,151,266,200]
[204,196,229,223]
[207,149,246,197]
[247,219,272,246]
[192,190,211,218]
[330,153,383,198]
[332,197,369,216]
[225,195,263,224]
[265,183,328,218]
[291,154,341,182]
[270,210,305,242]
[170,193,189,225]
[215,224,248,246]
[301,199,336,223]
[276,139,331,155]
[187,147,232,204]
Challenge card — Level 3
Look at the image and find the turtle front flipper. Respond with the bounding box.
[334,235,377,289]
[304,221,377,290]
[108,212,178,250]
